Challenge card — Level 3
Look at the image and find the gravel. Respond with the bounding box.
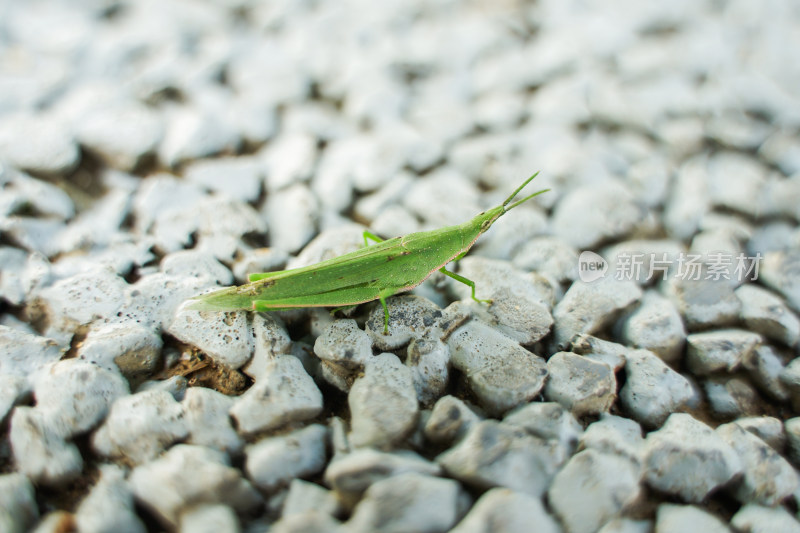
[3,0,800,531]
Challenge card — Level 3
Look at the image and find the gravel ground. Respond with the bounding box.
[2,0,800,532]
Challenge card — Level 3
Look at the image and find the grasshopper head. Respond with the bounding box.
[476,172,548,234]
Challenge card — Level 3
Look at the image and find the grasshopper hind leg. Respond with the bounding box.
[439,266,492,305]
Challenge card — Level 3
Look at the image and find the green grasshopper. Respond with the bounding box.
[186,173,547,334]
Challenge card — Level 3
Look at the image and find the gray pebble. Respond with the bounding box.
[0,112,79,175]
[423,396,481,446]
[596,518,652,533]
[168,309,252,370]
[365,295,448,351]
[270,513,347,533]
[179,505,240,533]
[347,473,464,533]
[282,479,342,519]
[580,414,645,467]
[512,235,579,283]
[158,105,239,167]
[0,473,39,533]
[704,377,760,419]
[0,325,63,380]
[643,413,742,502]
[473,206,548,261]
[787,418,800,466]
[544,352,616,417]
[137,375,187,401]
[552,278,642,350]
[232,247,289,284]
[685,329,762,376]
[0,375,26,423]
[406,338,450,405]
[182,387,243,457]
[731,504,800,533]
[76,102,164,171]
[503,402,583,457]
[655,504,730,533]
[664,276,741,330]
[161,250,233,286]
[264,184,318,254]
[716,422,799,505]
[91,389,189,465]
[707,152,769,218]
[742,344,790,402]
[0,247,28,305]
[353,172,414,223]
[132,174,206,239]
[448,321,548,416]
[403,169,481,228]
[74,465,146,533]
[34,359,128,437]
[0,216,65,257]
[436,420,564,496]
[30,511,73,533]
[348,353,418,448]
[736,284,800,347]
[782,359,800,410]
[617,291,686,364]
[620,349,693,428]
[231,354,322,435]
[552,180,646,249]
[245,424,328,492]
[324,448,441,497]
[243,313,292,380]
[77,321,162,381]
[261,133,317,192]
[449,488,562,533]
[130,444,261,529]
[548,449,642,533]
[732,416,786,452]
[10,406,82,486]
[756,250,800,313]
[314,319,373,371]
[184,156,262,203]
[0,171,74,220]
[571,334,628,371]
[448,257,554,345]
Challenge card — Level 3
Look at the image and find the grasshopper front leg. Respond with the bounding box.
[439,266,492,305]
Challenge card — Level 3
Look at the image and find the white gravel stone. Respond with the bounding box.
[168,309,252,369]
[403,169,481,228]
[324,448,441,497]
[448,321,548,416]
[9,406,82,486]
[184,156,262,203]
[655,504,730,533]
[617,291,686,364]
[182,387,243,457]
[161,250,233,286]
[0,473,39,533]
[282,479,342,519]
[503,402,583,457]
[314,319,373,371]
[716,422,799,505]
[704,376,760,419]
[512,235,579,283]
[74,465,146,533]
[0,171,74,220]
[263,183,318,253]
[707,152,769,218]
[552,180,646,249]
[129,444,261,529]
[742,344,790,402]
[685,329,762,376]
[132,174,206,238]
[760,251,800,313]
[245,424,328,491]
[0,325,63,380]
[242,313,292,380]
[436,420,564,496]
[548,449,642,533]
[76,102,164,171]
[732,416,785,452]
[348,353,418,448]
[448,257,554,345]
[643,413,742,502]
[0,375,26,423]
[731,503,800,533]
[270,513,347,533]
[34,359,128,437]
[449,488,561,533]
[179,504,240,533]
[552,278,642,350]
[424,396,482,446]
[664,276,742,331]
[406,338,450,405]
[620,349,693,428]
[91,389,189,465]
[347,473,464,533]
[0,247,29,305]
[365,295,466,351]
[158,104,240,167]
[570,334,628,371]
[596,518,652,533]
[76,319,161,378]
[781,360,800,411]
[735,284,800,347]
[0,112,79,175]
[580,414,645,467]
[544,352,616,417]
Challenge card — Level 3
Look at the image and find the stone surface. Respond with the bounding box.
[655,504,730,533]
[324,448,441,497]
[686,329,762,376]
[544,351,617,417]
[503,401,583,457]
[548,449,642,533]
[245,424,328,491]
[182,387,243,456]
[620,349,693,428]
[643,413,742,502]
[406,338,451,405]
[0,473,39,533]
[449,488,562,533]
[129,444,261,529]
[423,395,482,446]
[664,276,742,330]
[231,354,322,435]
[730,504,800,533]
[282,479,342,519]
[736,284,800,347]
[184,156,262,203]
[74,465,146,533]
[617,291,686,363]
[580,414,645,467]
[168,309,253,370]
[77,321,163,381]
[179,505,240,533]
[448,321,548,416]
[348,353,418,448]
